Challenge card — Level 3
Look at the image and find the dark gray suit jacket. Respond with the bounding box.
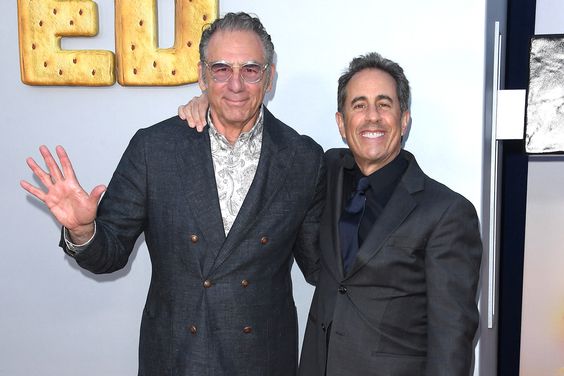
[62,108,326,376]
[299,149,482,376]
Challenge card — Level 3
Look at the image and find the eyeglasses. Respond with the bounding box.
[204,61,269,84]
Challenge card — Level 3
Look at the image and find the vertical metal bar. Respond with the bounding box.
[488,21,502,329]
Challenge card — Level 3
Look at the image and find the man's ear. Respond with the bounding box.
[265,64,276,92]
[336,111,346,140]
[198,62,208,91]
[401,110,411,136]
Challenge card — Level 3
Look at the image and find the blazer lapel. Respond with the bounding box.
[207,108,294,275]
[326,151,353,280]
[345,150,423,279]
[176,129,225,274]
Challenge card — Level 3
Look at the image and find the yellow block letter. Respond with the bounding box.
[115,0,218,86]
[17,0,115,86]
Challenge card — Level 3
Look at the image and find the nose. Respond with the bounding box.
[366,104,381,122]
[226,67,244,92]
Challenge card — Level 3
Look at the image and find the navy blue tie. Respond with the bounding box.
[339,177,370,274]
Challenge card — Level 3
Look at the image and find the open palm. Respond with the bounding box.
[21,145,106,242]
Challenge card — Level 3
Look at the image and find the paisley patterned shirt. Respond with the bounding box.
[208,108,264,235]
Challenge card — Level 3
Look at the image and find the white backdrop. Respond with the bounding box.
[1,1,486,375]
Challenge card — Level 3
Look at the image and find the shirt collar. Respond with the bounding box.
[347,152,408,195]
[207,106,264,149]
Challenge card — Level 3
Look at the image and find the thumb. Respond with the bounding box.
[90,185,107,203]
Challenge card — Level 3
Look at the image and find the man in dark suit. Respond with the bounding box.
[21,12,325,376]
[298,53,482,376]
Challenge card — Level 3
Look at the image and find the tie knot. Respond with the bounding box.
[344,176,369,215]
[355,176,370,193]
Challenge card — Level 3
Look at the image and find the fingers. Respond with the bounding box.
[179,101,200,131]
[22,145,77,199]
[185,100,198,130]
[179,95,208,133]
[194,93,209,132]
[39,145,64,182]
[25,155,53,188]
[22,146,104,231]
[178,104,187,120]
[193,96,207,132]
[186,100,198,129]
[55,145,78,182]
[20,179,46,202]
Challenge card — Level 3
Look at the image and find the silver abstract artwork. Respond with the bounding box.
[525,35,564,154]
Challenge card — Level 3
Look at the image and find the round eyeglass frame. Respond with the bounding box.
[204,61,269,84]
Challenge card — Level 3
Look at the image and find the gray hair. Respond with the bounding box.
[337,52,411,114]
[199,12,274,69]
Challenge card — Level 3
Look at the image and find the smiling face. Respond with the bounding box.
[198,30,274,137]
[336,68,410,175]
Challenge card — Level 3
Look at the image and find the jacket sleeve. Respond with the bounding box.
[425,197,482,375]
[292,147,327,286]
[60,130,148,274]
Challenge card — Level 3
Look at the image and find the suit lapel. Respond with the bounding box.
[345,150,423,279]
[326,151,351,280]
[207,108,294,275]
[176,129,225,274]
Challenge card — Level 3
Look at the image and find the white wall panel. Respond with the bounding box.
[0,1,486,374]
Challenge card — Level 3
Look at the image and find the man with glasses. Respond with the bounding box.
[21,12,325,376]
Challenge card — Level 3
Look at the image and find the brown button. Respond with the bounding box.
[260,236,269,245]
[242,326,252,334]
[189,325,197,335]
[241,279,249,288]
[190,234,199,243]
[203,280,212,288]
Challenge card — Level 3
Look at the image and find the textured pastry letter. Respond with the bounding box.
[17,0,115,86]
[115,0,218,86]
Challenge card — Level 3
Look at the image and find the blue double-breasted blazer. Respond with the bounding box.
[62,108,326,376]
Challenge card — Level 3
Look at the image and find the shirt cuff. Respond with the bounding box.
[63,222,96,256]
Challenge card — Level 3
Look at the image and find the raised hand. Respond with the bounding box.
[20,145,106,244]
[177,93,209,132]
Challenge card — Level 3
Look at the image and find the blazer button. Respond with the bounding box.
[321,323,326,331]
[203,280,212,288]
[260,236,269,245]
[338,285,347,294]
[189,325,197,335]
[190,234,199,243]
[242,326,252,334]
[241,279,249,288]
